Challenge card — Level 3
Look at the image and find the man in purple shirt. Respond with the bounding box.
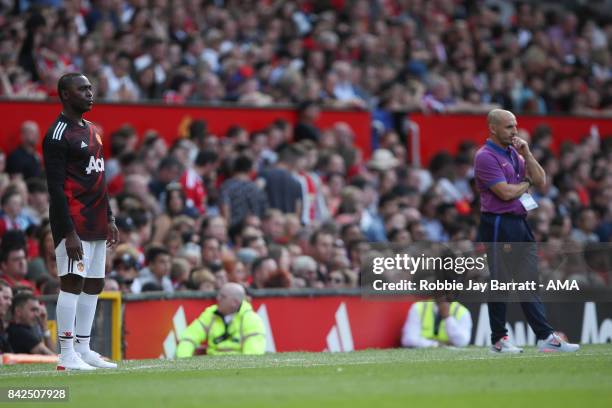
[474,109,579,354]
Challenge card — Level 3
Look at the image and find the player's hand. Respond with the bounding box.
[512,137,531,158]
[65,230,83,261]
[107,221,119,248]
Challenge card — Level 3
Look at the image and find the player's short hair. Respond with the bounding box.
[145,246,170,264]
[57,73,86,101]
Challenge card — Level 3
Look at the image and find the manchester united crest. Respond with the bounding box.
[77,262,85,272]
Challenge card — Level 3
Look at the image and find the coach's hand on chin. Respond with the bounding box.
[66,230,84,261]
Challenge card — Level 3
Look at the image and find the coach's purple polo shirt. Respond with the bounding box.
[474,140,526,216]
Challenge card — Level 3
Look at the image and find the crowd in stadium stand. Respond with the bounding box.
[0,0,610,301]
[0,1,611,115]
[0,113,610,298]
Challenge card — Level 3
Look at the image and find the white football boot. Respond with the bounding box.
[78,350,118,368]
[57,352,96,371]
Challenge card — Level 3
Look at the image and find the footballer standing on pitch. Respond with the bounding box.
[43,73,118,370]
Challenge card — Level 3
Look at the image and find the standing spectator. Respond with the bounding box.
[220,155,267,229]
[7,121,43,180]
[258,145,302,216]
[293,101,322,143]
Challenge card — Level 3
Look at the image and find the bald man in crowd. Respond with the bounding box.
[176,283,266,357]
[475,109,579,354]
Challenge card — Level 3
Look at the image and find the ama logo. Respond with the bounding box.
[86,156,105,174]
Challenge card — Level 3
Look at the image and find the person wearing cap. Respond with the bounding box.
[176,282,265,357]
[109,250,140,294]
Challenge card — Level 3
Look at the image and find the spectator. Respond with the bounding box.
[6,121,43,180]
[7,292,54,355]
[570,207,600,243]
[0,187,33,237]
[294,101,322,143]
[220,155,268,229]
[131,246,173,294]
[26,226,58,283]
[251,256,278,289]
[258,145,303,216]
[0,232,33,291]
[0,279,12,352]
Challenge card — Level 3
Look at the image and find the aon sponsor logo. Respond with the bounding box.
[86,156,105,174]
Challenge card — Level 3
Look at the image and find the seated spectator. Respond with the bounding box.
[570,207,600,243]
[0,187,33,237]
[0,279,13,353]
[176,283,265,357]
[250,256,278,289]
[26,225,58,283]
[401,298,472,348]
[7,292,54,355]
[0,231,34,291]
[131,246,173,294]
[189,267,216,291]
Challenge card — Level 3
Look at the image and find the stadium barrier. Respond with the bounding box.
[39,290,612,359]
[407,113,612,166]
[0,100,372,158]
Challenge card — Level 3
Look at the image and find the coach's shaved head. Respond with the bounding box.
[487,109,515,126]
[487,109,518,147]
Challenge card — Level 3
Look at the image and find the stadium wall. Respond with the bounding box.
[0,100,372,157]
[408,113,612,165]
[121,291,612,359]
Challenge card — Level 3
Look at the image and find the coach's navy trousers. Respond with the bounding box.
[478,213,554,344]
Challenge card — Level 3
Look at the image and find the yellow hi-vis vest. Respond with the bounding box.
[176,300,265,357]
[415,301,468,344]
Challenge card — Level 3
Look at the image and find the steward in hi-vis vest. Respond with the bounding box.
[176,283,265,357]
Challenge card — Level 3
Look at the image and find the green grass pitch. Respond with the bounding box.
[1,345,611,408]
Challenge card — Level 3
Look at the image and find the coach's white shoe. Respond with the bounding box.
[78,350,118,369]
[537,333,580,353]
[57,352,96,371]
[490,336,523,354]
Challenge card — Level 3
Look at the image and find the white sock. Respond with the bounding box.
[56,291,79,355]
[75,293,99,353]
